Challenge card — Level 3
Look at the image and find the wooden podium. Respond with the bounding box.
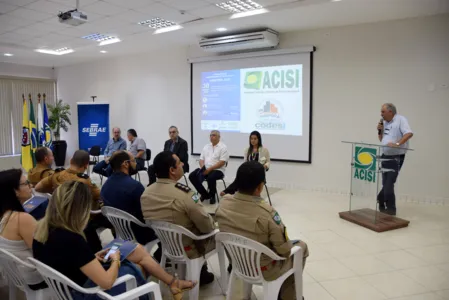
[339,142,411,232]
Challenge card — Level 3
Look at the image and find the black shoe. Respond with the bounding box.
[200,195,210,202]
[385,209,396,216]
[199,266,215,286]
[227,264,232,273]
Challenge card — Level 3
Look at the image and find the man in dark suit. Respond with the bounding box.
[147,126,189,185]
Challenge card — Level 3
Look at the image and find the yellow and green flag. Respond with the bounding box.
[21,94,33,172]
[28,94,37,166]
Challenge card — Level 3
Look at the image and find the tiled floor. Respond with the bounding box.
[2,182,449,299]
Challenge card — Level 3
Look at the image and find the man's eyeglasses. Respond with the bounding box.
[19,180,30,186]
[210,134,217,137]
[169,131,177,134]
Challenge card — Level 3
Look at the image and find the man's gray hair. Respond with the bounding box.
[383,103,397,114]
[169,125,178,132]
[211,130,220,137]
[112,127,121,133]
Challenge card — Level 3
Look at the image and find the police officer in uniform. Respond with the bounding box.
[141,151,215,285]
[28,147,55,186]
[216,161,309,300]
[35,150,100,206]
[35,150,106,252]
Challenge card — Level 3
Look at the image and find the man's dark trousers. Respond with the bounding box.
[93,160,113,177]
[188,167,224,203]
[377,154,405,212]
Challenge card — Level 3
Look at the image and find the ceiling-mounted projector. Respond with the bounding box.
[57,0,87,26]
[58,10,87,26]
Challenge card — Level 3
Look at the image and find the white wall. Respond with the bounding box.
[0,62,55,79]
[56,14,449,204]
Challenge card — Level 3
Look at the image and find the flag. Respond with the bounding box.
[21,94,33,172]
[38,95,45,147]
[28,94,37,167]
[43,94,52,148]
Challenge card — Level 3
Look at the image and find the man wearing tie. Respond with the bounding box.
[147,126,189,185]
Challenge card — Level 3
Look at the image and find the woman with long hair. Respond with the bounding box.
[220,131,271,196]
[0,169,46,289]
[33,181,195,300]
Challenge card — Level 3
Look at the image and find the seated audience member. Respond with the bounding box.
[28,147,54,186]
[93,127,127,178]
[35,150,107,252]
[127,129,147,172]
[188,130,229,204]
[101,150,161,261]
[147,126,189,185]
[141,151,215,285]
[216,161,309,300]
[0,169,46,290]
[33,181,196,300]
[221,130,270,196]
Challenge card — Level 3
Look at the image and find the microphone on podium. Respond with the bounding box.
[378,118,383,135]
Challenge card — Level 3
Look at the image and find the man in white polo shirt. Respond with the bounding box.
[189,130,229,204]
[377,103,414,216]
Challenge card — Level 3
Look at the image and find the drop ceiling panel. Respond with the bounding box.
[82,1,124,16]
[7,7,54,22]
[0,2,19,14]
[103,0,157,9]
[188,4,229,18]
[24,0,73,14]
[162,0,210,11]
[138,2,200,23]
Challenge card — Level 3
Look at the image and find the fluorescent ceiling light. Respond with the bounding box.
[4,53,13,56]
[99,38,121,46]
[154,25,183,34]
[82,33,116,42]
[230,8,268,19]
[138,18,177,29]
[35,47,74,55]
[100,50,107,53]
[216,0,263,13]
[216,27,227,32]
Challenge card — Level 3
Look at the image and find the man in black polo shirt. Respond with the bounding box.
[100,150,161,261]
[147,126,189,185]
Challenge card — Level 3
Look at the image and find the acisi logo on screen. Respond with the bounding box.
[244,68,300,91]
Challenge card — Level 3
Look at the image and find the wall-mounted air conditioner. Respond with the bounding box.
[199,29,279,53]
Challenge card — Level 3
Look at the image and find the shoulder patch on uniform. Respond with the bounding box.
[55,167,65,173]
[175,183,191,193]
[273,211,282,225]
[77,173,89,179]
[192,192,200,203]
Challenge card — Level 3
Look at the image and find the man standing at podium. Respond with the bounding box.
[377,103,413,215]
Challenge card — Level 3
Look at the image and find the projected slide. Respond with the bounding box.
[200,64,303,136]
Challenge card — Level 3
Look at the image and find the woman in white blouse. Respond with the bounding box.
[220,131,270,196]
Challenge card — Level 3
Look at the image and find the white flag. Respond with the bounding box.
[38,99,45,147]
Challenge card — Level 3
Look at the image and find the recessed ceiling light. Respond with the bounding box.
[100,50,107,53]
[216,0,263,13]
[82,33,117,42]
[331,0,342,2]
[138,18,177,29]
[230,8,268,19]
[153,25,183,34]
[216,27,227,32]
[35,47,74,55]
[99,38,121,46]
[4,53,13,57]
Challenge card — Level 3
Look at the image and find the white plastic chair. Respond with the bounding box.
[216,232,303,300]
[101,206,159,254]
[28,257,162,300]
[147,220,225,300]
[0,249,52,300]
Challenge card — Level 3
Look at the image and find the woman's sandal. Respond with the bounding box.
[169,273,197,300]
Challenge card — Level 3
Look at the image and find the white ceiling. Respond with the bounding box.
[0,0,448,67]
